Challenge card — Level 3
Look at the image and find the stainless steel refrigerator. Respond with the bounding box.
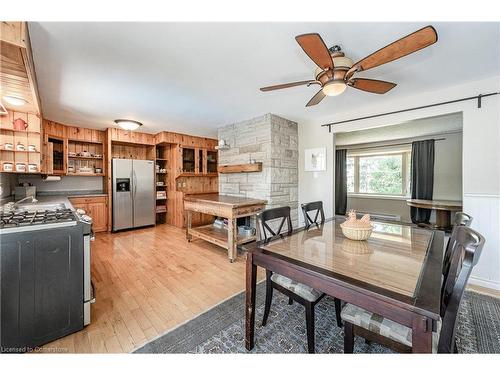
[112,159,155,231]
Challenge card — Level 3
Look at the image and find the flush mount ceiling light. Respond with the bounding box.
[114,119,143,131]
[3,95,28,106]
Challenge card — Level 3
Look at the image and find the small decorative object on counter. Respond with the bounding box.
[156,181,164,186]
[340,209,373,241]
[4,142,13,150]
[68,151,77,157]
[28,164,38,172]
[80,150,91,157]
[28,144,36,152]
[3,162,13,172]
[16,142,25,151]
[94,167,102,174]
[15,163,26,172]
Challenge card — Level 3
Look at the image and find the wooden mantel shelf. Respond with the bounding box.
[217,162,262,174]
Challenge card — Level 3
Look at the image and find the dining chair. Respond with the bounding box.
[301,201,325,228]
[442,212,473,278]
[258,206,342,353]
[341,225,485,353]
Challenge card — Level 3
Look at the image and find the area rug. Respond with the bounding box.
[134,283,500,354]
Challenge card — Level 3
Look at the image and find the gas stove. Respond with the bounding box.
[0,207,79,234]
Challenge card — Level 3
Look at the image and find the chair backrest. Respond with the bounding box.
[438,225,485,353]
[442,212,473,277]
[301,201,325,228]
[258,206,293,241]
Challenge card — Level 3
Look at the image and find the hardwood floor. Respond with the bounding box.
[42,224,264,353]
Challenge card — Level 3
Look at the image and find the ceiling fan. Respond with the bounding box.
[260,26,438,107]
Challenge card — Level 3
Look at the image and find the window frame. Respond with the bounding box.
[346,150,411,198]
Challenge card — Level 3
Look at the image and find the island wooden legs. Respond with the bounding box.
[186,210,192,241]
[227,218,237,262]
[245,252,257,351]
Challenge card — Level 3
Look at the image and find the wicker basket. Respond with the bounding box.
[340,223,373,241]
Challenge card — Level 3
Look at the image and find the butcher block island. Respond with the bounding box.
[184,194,267,262]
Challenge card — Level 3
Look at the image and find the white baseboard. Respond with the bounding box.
[468,276,500,291]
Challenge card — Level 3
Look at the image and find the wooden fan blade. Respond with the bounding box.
[295,33,333,70]
[346,26,437,79]
[348,78,397,94]
[306,89,326,107]
[260,80,316,92]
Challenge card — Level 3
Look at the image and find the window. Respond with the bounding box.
[346,149,411,197]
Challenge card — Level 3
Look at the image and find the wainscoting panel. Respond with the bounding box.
[464,194,500,291]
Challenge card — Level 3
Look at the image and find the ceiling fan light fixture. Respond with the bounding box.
[322,80,347,96]
[332,56,354,69]
[3,95,28,106]
[114,119,143,131]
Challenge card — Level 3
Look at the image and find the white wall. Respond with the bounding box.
[298,75,500,290]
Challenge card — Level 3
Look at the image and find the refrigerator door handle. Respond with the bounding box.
[133,170,137,199]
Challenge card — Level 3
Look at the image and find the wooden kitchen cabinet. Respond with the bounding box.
[175,146,218,176]
[69,196,108,232]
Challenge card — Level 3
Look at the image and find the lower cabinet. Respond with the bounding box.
[69,196,108,232]
[0,225,84,352]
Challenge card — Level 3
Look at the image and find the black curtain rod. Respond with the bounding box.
[322,92,500,132]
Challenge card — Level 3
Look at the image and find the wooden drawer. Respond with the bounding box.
[69,196,107,205]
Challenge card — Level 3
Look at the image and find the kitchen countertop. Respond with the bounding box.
[184,193,267,208]
[1,191,107,211]
[30,195,75,210]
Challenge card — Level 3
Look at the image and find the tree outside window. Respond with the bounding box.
[346,150,410,197]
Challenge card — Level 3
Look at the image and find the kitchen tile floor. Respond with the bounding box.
[41,224,264,353]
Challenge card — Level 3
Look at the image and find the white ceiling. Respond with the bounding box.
[29,22,500,137]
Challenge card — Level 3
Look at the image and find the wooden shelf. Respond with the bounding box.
[218,162,262,174]
[0,128,41,135]
[67,173,105,177]
[68,156,103,161]
[0,150,40,154]
[188,224,256,248]
[67,138,103,145]
[0,170,40,174]
[156,197,167,200]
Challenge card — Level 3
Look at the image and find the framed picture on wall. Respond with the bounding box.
[304,147,326,171]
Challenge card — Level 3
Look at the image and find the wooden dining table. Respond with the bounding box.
[243,218,444,353]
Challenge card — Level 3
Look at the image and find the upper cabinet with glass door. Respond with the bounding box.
[178,146,218,176]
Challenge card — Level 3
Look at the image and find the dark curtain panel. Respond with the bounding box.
[335,149,347,215]
[410,139,435,224]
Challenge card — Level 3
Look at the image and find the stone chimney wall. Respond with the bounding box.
[217,113,299,226]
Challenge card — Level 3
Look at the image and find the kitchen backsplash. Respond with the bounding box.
[0,173,17,198]
[15,175,104,193]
